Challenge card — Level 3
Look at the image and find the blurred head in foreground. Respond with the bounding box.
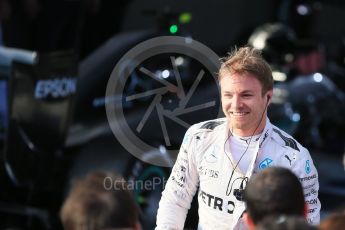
[60,171,141,230]
[243,167,306,230]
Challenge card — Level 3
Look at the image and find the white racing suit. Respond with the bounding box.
[156,117,320,230]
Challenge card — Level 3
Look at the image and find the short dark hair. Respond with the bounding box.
[60,171,139,230]
[218,46,273,95]
[256,215,316,230]
[244,167,305,224]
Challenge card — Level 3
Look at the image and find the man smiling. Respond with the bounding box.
[156,46,320,230]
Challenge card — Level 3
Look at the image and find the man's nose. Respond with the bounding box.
[232,96,242,109]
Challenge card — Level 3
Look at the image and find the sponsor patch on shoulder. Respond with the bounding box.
[259,158,273,169]
[305,160,311,174]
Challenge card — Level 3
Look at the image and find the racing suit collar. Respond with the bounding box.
[222,117,273,175]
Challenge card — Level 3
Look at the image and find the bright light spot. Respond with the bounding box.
[297,5,309,15]
[179,12,192,24]
[313,73,323,82]
[284,53,294,63]
[175,56,184,66]
[185,36,193,44]
[252,32,268,50]
[159,145,167,154]
[272,71,287,82]
[292,113,300,122]
[162,70,170,78]
[169,24,178,34]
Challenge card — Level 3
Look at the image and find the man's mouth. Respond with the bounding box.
[230,112,249,117]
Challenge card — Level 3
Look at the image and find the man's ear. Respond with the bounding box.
[266,90,273,105]
[243,212,256,230]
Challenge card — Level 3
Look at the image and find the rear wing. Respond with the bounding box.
[2,49,77,186]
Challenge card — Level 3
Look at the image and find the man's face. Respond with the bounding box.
[220,72,272,136]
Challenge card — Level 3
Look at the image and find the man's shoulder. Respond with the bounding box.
[182,118,226,149]
[269,124,307,153]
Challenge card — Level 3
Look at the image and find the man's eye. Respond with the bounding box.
[243,94,252,98]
